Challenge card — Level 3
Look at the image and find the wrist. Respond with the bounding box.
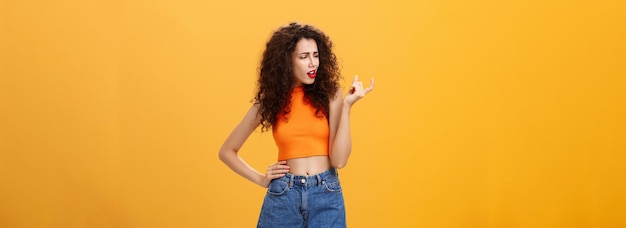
[342,100,353,109]
[256,174,270,188]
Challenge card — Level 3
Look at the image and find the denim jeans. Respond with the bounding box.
[257,168,346,228]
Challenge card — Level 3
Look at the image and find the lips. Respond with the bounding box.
[307,70,316,78]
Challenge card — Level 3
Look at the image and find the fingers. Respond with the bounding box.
[266,161,289,179]
[350,80,363,95]
[349,75,359,94]
[345,75,374,105]
[365,77,374,94]
[350,75,374,95]
[355,81,365,96]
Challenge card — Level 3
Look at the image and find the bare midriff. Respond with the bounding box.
[286,155,332,176]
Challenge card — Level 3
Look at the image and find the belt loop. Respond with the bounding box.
[316,174,322,186]
[288,174,294,188]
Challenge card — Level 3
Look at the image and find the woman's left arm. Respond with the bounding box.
[328,75,374,168]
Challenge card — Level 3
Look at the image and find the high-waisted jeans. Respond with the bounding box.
[257,168,346,228]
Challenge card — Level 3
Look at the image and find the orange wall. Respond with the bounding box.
[1,0,625,227]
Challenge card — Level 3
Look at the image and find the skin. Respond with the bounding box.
[292,38,319,87]
[219,38,374,188]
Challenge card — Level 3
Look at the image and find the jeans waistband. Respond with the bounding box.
[284,168,338,187]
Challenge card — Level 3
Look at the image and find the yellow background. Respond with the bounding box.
[1,0,625,227]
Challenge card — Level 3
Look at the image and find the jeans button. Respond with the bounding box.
[301,179,306,184]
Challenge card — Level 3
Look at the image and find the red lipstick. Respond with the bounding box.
[307,70,316,78]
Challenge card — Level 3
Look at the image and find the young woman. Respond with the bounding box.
[218,22,374,228]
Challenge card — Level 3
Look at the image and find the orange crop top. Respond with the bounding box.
[273,86,330,161]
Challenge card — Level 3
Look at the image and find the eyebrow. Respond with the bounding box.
[297,51,319,55]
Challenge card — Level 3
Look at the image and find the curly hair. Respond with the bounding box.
[255,22,340,132]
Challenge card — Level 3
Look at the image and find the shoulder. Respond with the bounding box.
[331,87,343,100]
[329,87,343,108]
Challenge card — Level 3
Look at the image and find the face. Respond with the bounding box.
[291,38,319,87]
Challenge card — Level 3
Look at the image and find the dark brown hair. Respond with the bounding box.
[255,22,340,132]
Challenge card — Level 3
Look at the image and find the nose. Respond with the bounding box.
[308,56,317,68]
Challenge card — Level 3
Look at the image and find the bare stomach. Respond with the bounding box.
[286,155,332,176]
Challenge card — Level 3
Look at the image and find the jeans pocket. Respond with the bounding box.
[267,179,289,196]
[323,180,342,192]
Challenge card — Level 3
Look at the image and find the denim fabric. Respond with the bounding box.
[257,168,346,228]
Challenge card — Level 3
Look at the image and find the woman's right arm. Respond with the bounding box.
[218,103,289,188]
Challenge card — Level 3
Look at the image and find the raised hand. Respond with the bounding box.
[344,75,374,106]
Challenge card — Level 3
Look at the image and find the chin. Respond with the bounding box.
[300,78,315,85]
